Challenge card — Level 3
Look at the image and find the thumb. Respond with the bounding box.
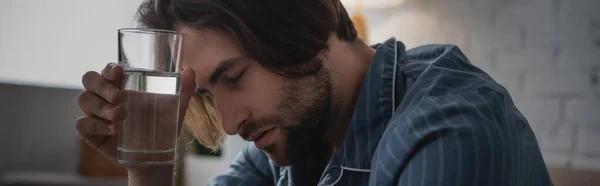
[178,68,196,129]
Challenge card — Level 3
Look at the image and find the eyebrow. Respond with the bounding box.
[208,56,244,85]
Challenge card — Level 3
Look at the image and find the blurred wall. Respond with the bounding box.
[0,0,141,89]
[0,83,82,174]
[348,0,600,170]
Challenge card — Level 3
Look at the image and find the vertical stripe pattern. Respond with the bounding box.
[208,38,553,186]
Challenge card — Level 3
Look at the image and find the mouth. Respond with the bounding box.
[248,127,277,149]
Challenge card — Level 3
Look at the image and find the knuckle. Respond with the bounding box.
[100,82,112,96]
[82,71,97,82]
[105,88,115,103]
[101,79,115,90]
[75,117,86,126]
[77,91,91,107]
[100,102,112,112]
[100,104,115,120]
[82,71,100,89]
[97,80,117,102]
[75,117,91,134]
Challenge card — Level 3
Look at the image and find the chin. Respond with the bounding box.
[263,147,291,166]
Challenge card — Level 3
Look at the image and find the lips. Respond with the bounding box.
[245,127,273,141]
[247,130,265,141]
[250,128,276,149]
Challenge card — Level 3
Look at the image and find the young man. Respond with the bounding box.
[75,0,554,185]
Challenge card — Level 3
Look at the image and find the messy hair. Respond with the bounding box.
[136,0,357,150]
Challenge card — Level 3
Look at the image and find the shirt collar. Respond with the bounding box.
[279,37,407,185]
[328,37,406,170]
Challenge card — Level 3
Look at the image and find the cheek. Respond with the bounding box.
[245,70,286,116]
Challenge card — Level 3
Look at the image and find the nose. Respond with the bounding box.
[211,90,248,136]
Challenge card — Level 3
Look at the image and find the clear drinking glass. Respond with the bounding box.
[116,28,183,165]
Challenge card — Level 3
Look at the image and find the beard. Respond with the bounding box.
[242,68,334,185]
[278,68,333,186]
[275,68,333,163]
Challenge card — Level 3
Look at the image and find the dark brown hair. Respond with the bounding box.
[137,0,357,151]
[136,0,358,77]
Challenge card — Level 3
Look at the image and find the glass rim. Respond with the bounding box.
[118,28,182,36]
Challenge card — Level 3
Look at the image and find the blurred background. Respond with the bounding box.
[0,0,598,185]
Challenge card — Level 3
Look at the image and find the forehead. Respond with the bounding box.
[177,26,243,83]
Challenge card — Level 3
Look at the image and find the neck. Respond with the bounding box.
[323,37,376,149]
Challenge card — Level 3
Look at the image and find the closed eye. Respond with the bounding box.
[224,68,247,84]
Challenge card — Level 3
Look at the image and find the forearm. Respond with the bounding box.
[128,166,174,186]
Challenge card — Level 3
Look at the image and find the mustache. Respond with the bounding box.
[239,116,285,140]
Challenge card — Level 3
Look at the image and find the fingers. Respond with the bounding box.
[82,71,121,104]
[76,116,115,149]
[177,68,196,133]
[77,91,125,121]
[101,62,123,83]
[179,68,197,107]
[76,116,115,137]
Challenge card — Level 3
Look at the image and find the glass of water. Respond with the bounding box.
[117,28,183,165]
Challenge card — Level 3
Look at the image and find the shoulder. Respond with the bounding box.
[370,89,542,182]
[371,85,550,185]
[394,43,520,133]
[383,87,514,149]
[402,44,503,96]
[376,45,520,164]
[388,89,515,139]
[368,43,550,184]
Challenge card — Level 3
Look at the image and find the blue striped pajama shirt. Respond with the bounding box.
[209,37,554,186]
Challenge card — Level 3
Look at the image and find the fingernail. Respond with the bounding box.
[105,63,117,70]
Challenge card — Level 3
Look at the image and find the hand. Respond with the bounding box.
[75,62,196,169]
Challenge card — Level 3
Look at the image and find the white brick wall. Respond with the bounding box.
[514,99,561,127]
[556,17,595,48]
[487,71,523,97]
[559,0,600,20]
[567,99,600,124]
[365,0,600,171]
[525,67,590,97]
[495,48,554,73]
[573,125,600,170]
[558,45,600,69]
[538,122,575,167]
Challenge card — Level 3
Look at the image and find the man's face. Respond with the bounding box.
[178,27,332,166]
